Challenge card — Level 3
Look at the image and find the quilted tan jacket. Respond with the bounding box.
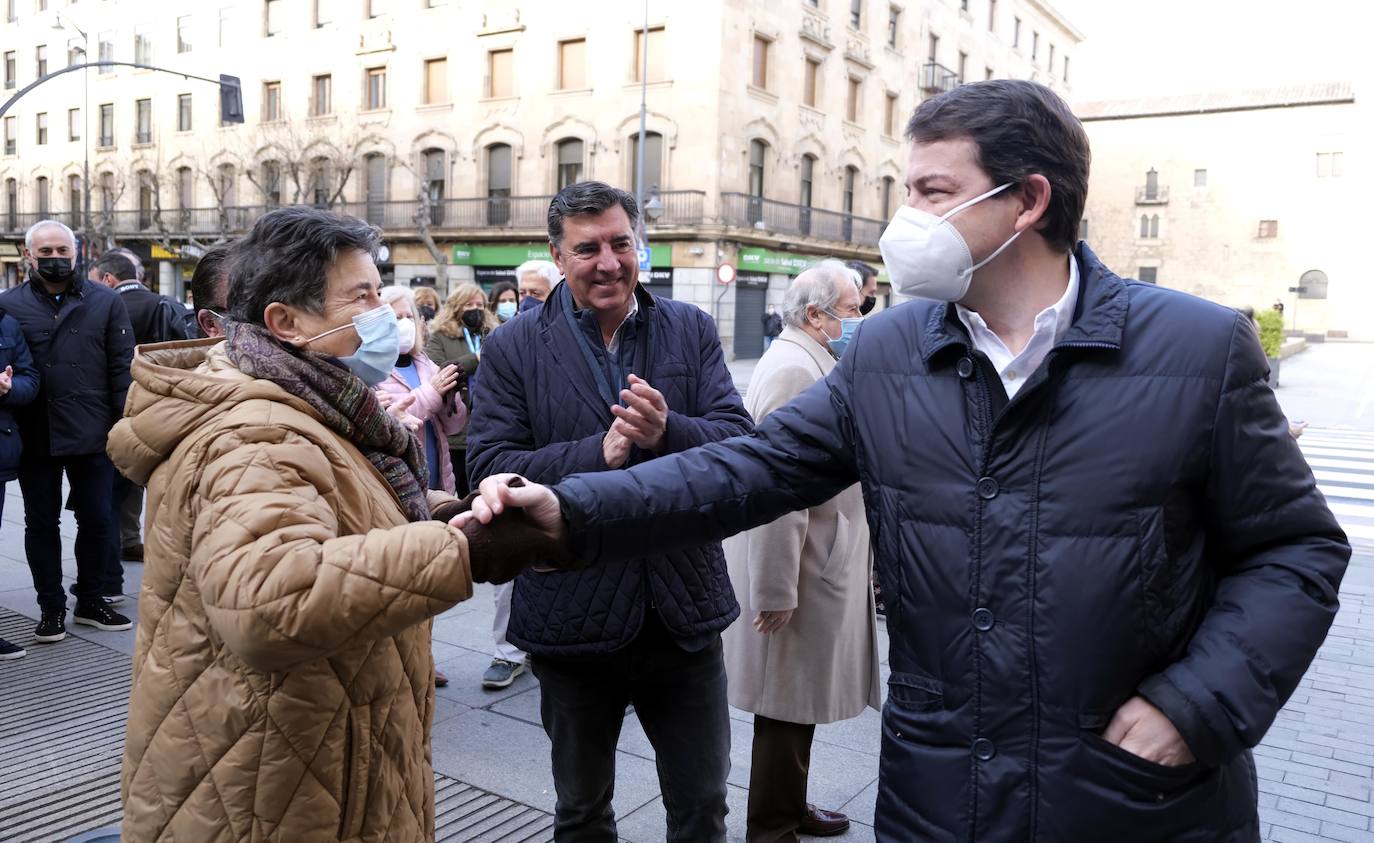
[107,340,474,842]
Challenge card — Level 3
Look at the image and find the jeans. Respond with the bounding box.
[532,614,731,842]
[18,451,116,611]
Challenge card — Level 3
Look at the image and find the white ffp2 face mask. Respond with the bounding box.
[878,182,1022,302]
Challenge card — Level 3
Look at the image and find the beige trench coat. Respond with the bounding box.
[722,326,881,725]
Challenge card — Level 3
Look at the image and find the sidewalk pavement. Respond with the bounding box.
[4,484,1374,842]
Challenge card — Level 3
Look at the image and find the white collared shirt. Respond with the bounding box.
[606,290,639,355]
[956,254,1080,400]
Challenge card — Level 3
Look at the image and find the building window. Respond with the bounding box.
[4,179,16,229]
[1048,44,1055,76]
[887,6,900,48]
[800,154,815,208]
[748,138,767,198]
[752,35,770,90]
[422,148,445,222]
[1298,269,1328,300]
[177,94,192,131]
[262,160,282,207]
[957,51,967,83]
[363,153,385,223]
[135,98,152,144]
[486,143,511,224]
[960,0,969,10]
[1150,214,1159,238]
[1013,17,1021,48]
[36,112,47,145]
[365,67,387,110]
[4,51,15,90]
[988,0,997,31]
[36,45,47,78]
[985,66,994,80]
[265,0,282,36]
[4,0,12,23]
[262,81,281,121]
[177,166,193,211]
[368,0,390,18]
[488,48,513,98]
[177,15,193,53]
[36,177,49,216]
[881,175,895,219]
[314,0,334,27]
[218,164,237,206]
[556,138,584,190]
[1193,168,1207,187]
[1257,219,1278,239]
[629,131,663,195]
[1138,267,1158,284]
[98,103,113,147]
[884,92,897,136]
[1139,214,1148,238]
[1031,31,1039,62]
[1316,152,1344,178]
[96,33,113,73]
[67,43,81,68]
[99,172,114,215]
[557,40,585,91]
[633,25,666,83]
[1063,55,1070,84]
[311,74,332,115]
[424,57,449,103]
[1144,167,1158,199]
[135,25,152,65]
[802,57,820,108]
[68,107,79,141]
[218,7,232,47]
[307,158,330,206]
[68,174,82,226]
[137,171,153,229]
[849,0,862,29]
[846,76,862,123]
[3,116,14,155]
[928,33,939,62]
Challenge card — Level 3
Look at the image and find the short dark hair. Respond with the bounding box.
[487,280,517,309]
[905,79,1090,253]
[191,241,235,313]
[845,260,878,281]
[92,252,138,283]
[547,181,639,249]
[228,206,380,327]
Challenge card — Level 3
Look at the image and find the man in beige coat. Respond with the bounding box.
[723,261,881,842]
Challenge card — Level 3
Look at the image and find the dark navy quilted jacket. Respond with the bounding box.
[466,281,751,656]
[551,244,1350,841]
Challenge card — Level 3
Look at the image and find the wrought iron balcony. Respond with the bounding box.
[720,192,885,247]
[919,62,960,94]
[1135,186,1169,205]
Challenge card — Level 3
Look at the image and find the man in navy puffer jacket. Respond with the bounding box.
[466,181,752,842]
[459,83,1350,842]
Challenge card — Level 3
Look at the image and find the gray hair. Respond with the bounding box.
[515,259,560,287]
[24,219,77,252]
[547,181,639,249]
[379,284,416,312]
[782,259,859,328]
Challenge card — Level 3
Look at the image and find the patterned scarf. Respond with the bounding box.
[223,320,430,523]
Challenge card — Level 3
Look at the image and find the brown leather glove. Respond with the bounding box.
[459,510,576,584]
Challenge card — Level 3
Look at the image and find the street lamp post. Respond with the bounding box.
[634,0,649,243]
[51,12,90,256]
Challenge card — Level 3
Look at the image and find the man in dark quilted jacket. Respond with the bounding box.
[465,181,753,842]
[459,82,1350,843]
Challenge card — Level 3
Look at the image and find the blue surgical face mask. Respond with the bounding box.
[496,301,518,322]
[822,310,863,357]
[304,303,400,386]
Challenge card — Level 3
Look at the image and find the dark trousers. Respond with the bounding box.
[531,617,731,843]
[450,447,469,497]
[18,452,115,611]
[108,470,138,592]
[747,715,817,843]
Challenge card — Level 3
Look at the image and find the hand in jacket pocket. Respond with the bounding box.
[1103,696,1196,767]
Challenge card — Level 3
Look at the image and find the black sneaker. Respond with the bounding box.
[34,609,67,643]
[73,600,132,632]
[0,637,25,659]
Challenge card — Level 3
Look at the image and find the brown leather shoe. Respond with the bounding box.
[798,804,849,837]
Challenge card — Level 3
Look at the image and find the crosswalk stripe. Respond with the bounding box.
[1301,428,1374,548]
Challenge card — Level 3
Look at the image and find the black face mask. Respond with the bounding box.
[462,309,485,331]
[34,257,78,288]
[860,295,877,315]
[419,305,437,322]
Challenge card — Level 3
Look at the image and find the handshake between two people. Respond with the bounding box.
[435,475,573,584]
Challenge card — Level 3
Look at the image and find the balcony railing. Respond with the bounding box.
[1135,186,1169,205]
[0,189,882,249]
[919,61,960,94]
[720,192,885,247]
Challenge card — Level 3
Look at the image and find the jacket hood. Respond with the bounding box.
[108,338,320,485]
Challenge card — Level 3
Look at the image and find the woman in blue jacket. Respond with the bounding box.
[0,309,40,659]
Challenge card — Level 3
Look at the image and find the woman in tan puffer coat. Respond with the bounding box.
[107,207,558,842]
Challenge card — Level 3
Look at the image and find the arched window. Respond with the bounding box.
[486,143,512,226]
[842,166,859,241]
[68,174,82,226]
[176,166,193,210]
[1298,269,1328,300]
[218,164,237,207]
[628,131,662,195]
[36,176,50,216]
[363,153,385,224]
[137,171,154,229]
[261,160,282,207]
[99,172,114,217]
[422,148,445,225]
[1139,214,1149,238]
[799,155,816,208]
[1149,214,1159,238]
[881,175,895,220]
[556,138,584,190]
[4,178,16,230]
[308,157,330,207]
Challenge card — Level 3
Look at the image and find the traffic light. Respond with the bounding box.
[219,75,244,125]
